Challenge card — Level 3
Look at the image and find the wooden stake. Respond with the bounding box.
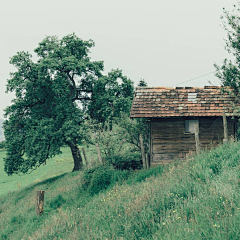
[139,134,146,169]
[95,143,103,164]
[223,111,228,143]
[36,190,45,216]
[82,147,88,167]
[194,124,200,154]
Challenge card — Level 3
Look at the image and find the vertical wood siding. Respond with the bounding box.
[151,117,236,165]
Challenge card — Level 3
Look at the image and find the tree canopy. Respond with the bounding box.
[4,33,134,175]
[215,4,240,91]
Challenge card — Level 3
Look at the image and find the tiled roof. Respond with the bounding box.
[130,86,240,118]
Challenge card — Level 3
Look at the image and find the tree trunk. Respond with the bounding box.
[67,141,83,171]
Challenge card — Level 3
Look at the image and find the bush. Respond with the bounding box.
[0,140,6,149]
[49,194,66,209]
[82,165,131,195]
[106,152,142,170]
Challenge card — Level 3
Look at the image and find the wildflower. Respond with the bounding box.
[168,216,170,217]
[178,217,181,219]
[220,197,222,199]
[162,223,166,225]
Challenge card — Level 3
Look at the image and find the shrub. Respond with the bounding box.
[0,140,6,149]
[106,152,142,170]
[82,164,131,195]
[49,194,66,209]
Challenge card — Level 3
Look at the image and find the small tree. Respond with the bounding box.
[215,4,240,92]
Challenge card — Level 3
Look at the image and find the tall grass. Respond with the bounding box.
[0,142,240,239]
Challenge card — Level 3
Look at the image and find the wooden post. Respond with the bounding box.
[95,143,103,164]
[36,190,45,216]
[194,124,200,154]
[223,111,228,143]
[145,153,149,169]
[139,134,146,169]
[82,147,88,167]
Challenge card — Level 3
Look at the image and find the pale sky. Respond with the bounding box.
[0,0,237,119]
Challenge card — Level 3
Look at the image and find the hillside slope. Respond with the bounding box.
[0,142,240,239]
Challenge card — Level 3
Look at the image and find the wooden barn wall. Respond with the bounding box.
[150,117,236,165]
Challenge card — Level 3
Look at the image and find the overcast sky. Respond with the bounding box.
[0,0,237,119]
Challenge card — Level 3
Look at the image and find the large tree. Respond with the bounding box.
[4,34,106,175]
[215,4,240,91]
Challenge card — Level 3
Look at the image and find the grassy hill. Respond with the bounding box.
[0,142,240,239]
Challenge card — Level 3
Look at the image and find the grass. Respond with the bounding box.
[0,145,98,196]
[0,147,73,196]
[0,142,240,239]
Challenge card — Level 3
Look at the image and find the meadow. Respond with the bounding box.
[0,142,240,239]
[0,146,97,196]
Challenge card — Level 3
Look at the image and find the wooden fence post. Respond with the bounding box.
[194,124,200,154]
[139,134,146,169]
[36,190,45,216]
[223,111,228,143]
[82,147,88,167]
[95,143,103,164]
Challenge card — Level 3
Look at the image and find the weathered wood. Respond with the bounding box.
[82,148,88,167]
[139,134,146,169]
[36,190,45,216]
[223,111,228,143]
[145,153,149,169]
[194,124,200,154]
[95,143,103,164]
[151,117,236,163]
[150,122,153,166]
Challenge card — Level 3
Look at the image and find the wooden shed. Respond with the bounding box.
[130,86,240,166]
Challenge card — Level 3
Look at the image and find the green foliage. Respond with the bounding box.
[105,152,142,170]
[82,164,129,195]
[215,5,240,95]
[82,115,149,168]
[49,194,66,209]
[88,69,134,123]
[138,78,148,87]
[0,140,6,149]
[126,164,166,184]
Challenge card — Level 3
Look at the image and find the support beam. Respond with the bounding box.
[223,111,228,143]
[194,124,200,154]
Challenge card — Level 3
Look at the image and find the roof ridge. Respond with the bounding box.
[136,86,222,90]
